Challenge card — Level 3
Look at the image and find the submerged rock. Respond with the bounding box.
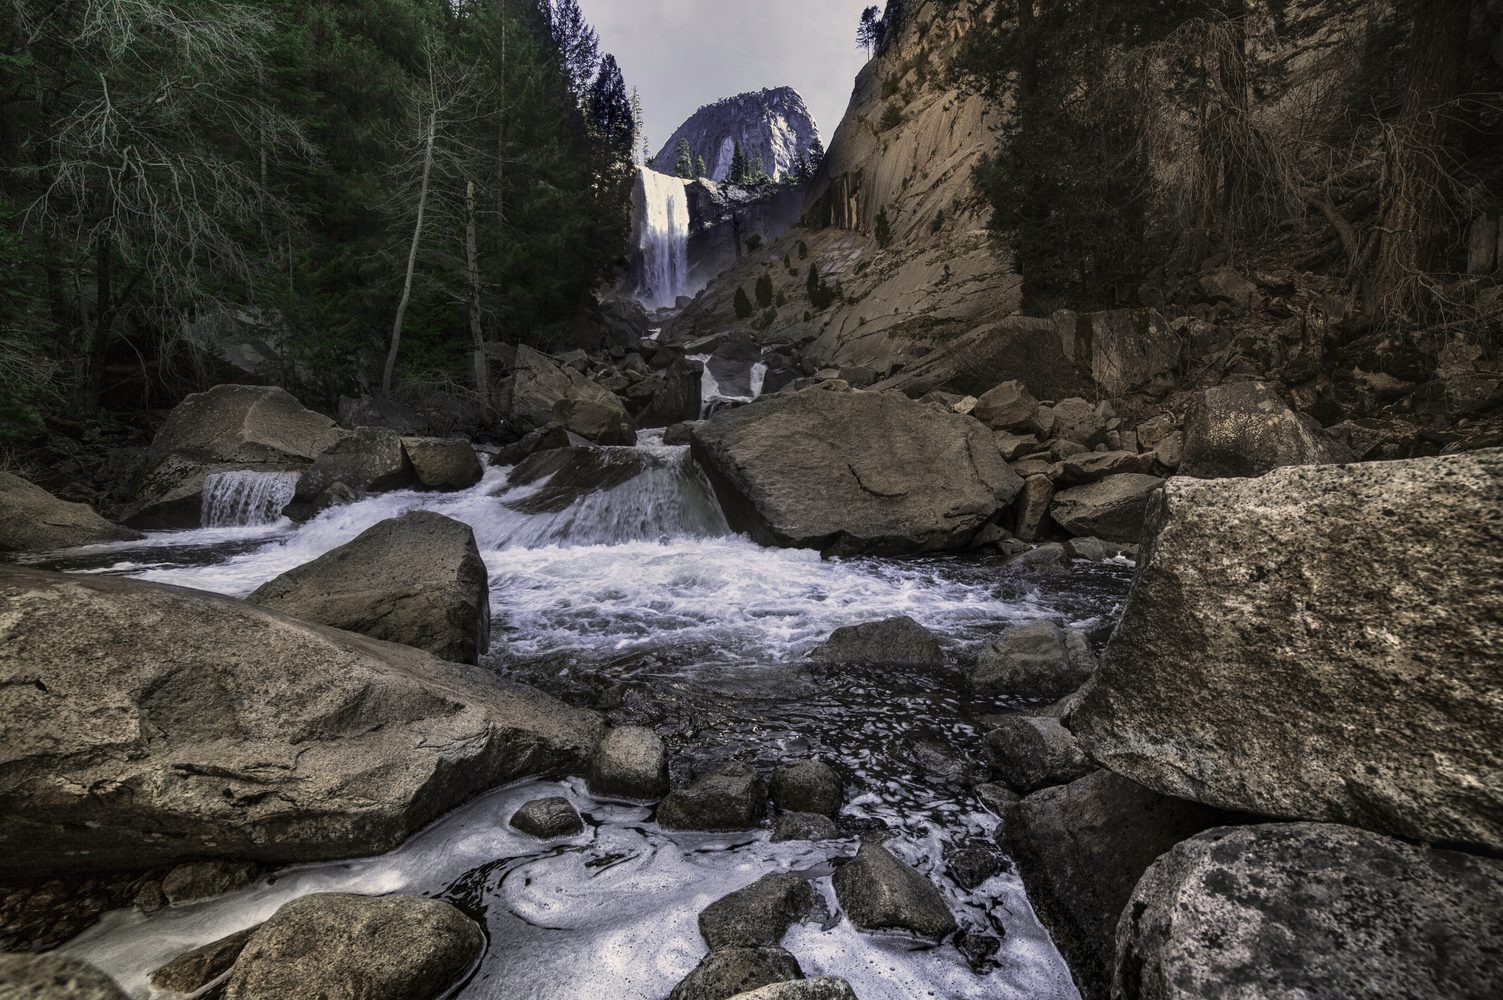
[1115,823,1503,1000]
[509,796,584,839]
[690,390,1022,556]
[0,566,601,879]
[769,759,843,818]
[247,511,490,664]
[587,726,670,801]
[658,762,767,832]
[0,953,129,1000]
[0,472,142,551]
[223,893,482,1000]
[770,812,841,843]
[699,872,818,949]
[667,946,802,1000]
[1071,450,1503,853]
[1004,770,1241,1000]
[830,842,956,940]
[807,616,942,667]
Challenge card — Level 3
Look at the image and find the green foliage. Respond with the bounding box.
[675,138,693,179]
[745,234,763,253]
[729,141,747,185]
[733,285,754,319]
[806,261,837,310]
[875,206,894,248]
[797,240,808,260]
[695,155,706,177]
[879,101,904,132]
[750,155,771,184]
[782,254,792,268]
[755,273,774,308]
[760,306,778,326]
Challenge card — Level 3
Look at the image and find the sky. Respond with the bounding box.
[577,0,878,158]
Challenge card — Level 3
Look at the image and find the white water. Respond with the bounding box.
[634,167,691,309]
[689,353,768,416]
[199,470,300,527]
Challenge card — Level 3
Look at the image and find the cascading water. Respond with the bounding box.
[199,470,301,527]
[633,167,690,309]
[31,430,1132,1000]
[689,353,767,416]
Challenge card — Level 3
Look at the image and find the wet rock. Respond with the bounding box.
[769,759,843,818]
[1011,474,1053,542]
[161,861,258,903]
[807,616,942,667]
[1003,542,1072,574]
[690,390,1022,556]
[501,447,671,515]
[0,953,129,1000]
[970,621,1096,697]
[725,978,858,1000]
[663,421,698,446]
[398,437,483,490]
[223,893,482,1000]
[302,481,367,520]
[587,726,670,801]
[133,881,167,913]
[968,523,1012,549]
[151,924,261,993]
[831,842,957,939]
[1063,537,1134,562]
[667,946,802,1000]
[1072,450,1503,852]
[1059,451,1152,485]
[1049,475,1164,543]
[972,380,1043,434]
[1004,770,1241,1000]
[658,762,766,832]
[491,422,569,466]
[506,345,627,425]
[247,511,490,664]
[509,796,584,839]
[641,356,706,428]
[770,812,842,842]
[982,717,1097,793]
[699,873,818,949]
[0,565,601,880]
[551,397,637,447]
[0,472,143,552]
[974,783,1021,815]
[293,426,417,503]
[943,838,1010,891]
[1115,823,1503,1000]
[1049,399,1109,449]
[1179,381,1353,479]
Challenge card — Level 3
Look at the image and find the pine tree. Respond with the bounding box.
[674,138,693,178]
[629,86,644,164]
[589,55,634,154]
[875,206,893,248]
[696,155,706,178]
[751,155,770,184]
[733,285,754,319]
[807,136,826,176]
[729,141,746,185]
[857,6,881,58]
[755,273,774,308]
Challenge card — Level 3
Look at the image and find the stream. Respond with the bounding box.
[15,430,1134,1000]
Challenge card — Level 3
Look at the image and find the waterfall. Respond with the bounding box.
[633,167,690,309]
[200,470,301,527]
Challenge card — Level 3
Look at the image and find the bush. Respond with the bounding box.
[879,101,903,132]
[806,262,838,310]
[761,306,777,325]
[745,234,763,253]
[755,273,774,308]
[776,290,787,307]
[733,286,754,319]
[875,206,893,248]
[930,209,944,233]
[797,239,808,259]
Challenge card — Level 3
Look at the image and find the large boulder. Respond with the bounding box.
[118,385,342,529]
[1071,450,1503,853]
[690,390,1023,556]
[398,437,483,490]
[1004,770,1242,1000]
[972,380,1044,434]
[506,345,625,426]
[247,511,490,664]
[807,615,942,667]
[587,726,670,801]
[658,762,766,832]
[726,980,858,1000]
[551,398,637,447]
[1179,381,1353,479]
[830,842,956,939]
[640,355,706,428]
[970,621,1097,697]
[291,426,418,504]
[982,717,1097,794]
[1049,475,1164,543]
[223,893,482,1000]
[0,566,601,879]
[0,473,142,552]
[768,759,843,818]
[699,873,818,949]
[1114,823,1503,1000]
[0,953,129,1000]
[668,946,802,1000]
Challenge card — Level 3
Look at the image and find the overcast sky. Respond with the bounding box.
[577,0,876,158]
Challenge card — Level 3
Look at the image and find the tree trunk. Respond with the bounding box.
[383,106,437,395]
[465,180,488,407]
[1372,0,1473,312]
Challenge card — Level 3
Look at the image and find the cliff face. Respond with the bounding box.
[651,87,821,183]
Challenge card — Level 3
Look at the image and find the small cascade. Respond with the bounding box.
[632,167,690,309]
[199,470,301,527]
[689,354,768,417]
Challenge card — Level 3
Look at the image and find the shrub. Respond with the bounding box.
[797,239,808,259]
[733,286,754,319]
[776,290,787,307]
[930,209,944,233]
[755,273,774,308]
[879,101,903,132]
[761,306,777,325]
[875,206,893,248]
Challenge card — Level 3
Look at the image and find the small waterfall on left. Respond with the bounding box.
[199,470,301,527]
[632,166,690,309]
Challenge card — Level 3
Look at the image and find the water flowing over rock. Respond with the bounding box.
[632,167,692,309]
[0,565,601,879]
[690,391,1021,555]
[1070,450,1503,852]
[246,511,491,664]
[222,893,483,1000]
[1113,823,1503,1000]
[199,469,301,527]
[0,472,142,551]
[651,87,820,183]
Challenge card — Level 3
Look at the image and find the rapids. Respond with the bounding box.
[15,432,1132,1000]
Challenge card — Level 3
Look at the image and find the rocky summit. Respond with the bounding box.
[652,87,820,183]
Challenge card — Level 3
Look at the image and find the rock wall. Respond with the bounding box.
[651,87,820,183]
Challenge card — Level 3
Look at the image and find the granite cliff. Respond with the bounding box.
[651,87,821,183]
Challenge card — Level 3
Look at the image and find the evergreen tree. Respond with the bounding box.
[875,206,893,248]
[807,136,826,176]
[755,273,774,308]
[857,6,881,58]
[675,138,693,178]
[549,0,600,100]
[733,285,753,319]
[588,55,634,154]
[750,155,770,184]
[729,141,747,184]
[696,155,706,178]
[629,86,645,164]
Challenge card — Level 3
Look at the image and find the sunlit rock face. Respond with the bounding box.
[652,87,820,183]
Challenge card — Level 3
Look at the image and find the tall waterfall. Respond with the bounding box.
[632,167,690,309]
[200,470,301,527]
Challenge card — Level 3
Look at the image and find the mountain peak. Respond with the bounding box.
[652,87,820,183]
